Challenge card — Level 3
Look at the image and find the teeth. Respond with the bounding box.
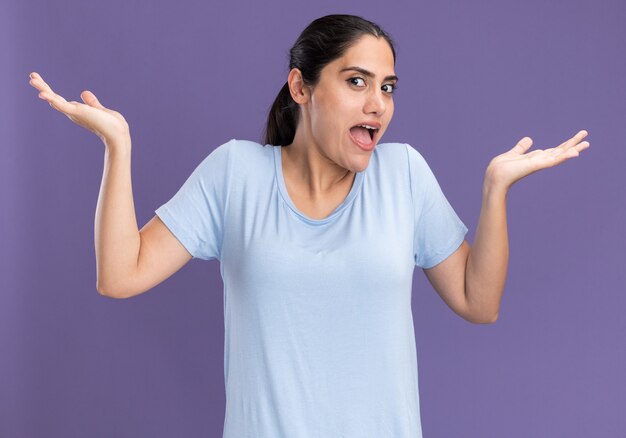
[357,124,377,130]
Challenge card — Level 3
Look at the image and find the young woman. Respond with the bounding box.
[29,14,589,438]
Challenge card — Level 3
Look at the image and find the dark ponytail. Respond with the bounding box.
[262,14,397,146]
[264,82,299,148]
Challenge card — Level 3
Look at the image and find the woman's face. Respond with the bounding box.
[297,34,397,173]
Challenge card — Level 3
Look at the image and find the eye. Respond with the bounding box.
[347,77,366,87]
[382,83,398,94]
[347,77,398,94]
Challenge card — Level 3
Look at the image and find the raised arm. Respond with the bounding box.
[29,72,192,298]
[424,131,590,324]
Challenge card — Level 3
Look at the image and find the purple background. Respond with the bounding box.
[3,0,625,436]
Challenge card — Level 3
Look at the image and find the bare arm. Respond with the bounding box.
[132,215,194,298]
[422,181,507,324]
[423,131,590,323]
[422,240,479,323]
[95,140,198,297]
[422,186,506,325]
[29,72,193,298]
[92,143,139,295]
[463,183,508,323]
[96,144,193,297]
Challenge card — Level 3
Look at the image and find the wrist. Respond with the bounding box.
[103,136,132,154]
[483,174,509,200]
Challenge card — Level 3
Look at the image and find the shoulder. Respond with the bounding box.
[199,138,271,168]
[217,138,273,160]
[375,141,425,159]
[207,138,268,156]
[198,139,276,186]
[374,142,439,198]
[401,142,436,178]
[373,141,429,172]
[373,141,409,164]
[374,141,408,156]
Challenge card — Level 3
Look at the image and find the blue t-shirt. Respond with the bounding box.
[155,139,468,437]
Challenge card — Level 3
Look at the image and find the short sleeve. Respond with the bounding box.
[405,143,469,269]
[154,139,234,261]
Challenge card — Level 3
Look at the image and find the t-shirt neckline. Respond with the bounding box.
[273,145,364,226]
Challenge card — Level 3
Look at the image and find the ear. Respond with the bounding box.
[287,68,311,104]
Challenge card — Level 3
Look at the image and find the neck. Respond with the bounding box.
[283,125,355,198]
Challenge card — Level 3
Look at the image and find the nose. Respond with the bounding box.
[364,87,386,116]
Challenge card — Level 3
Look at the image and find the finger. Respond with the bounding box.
[39,90,69,105]
[565,140,591,157]
[80,90,105,109]
[44,92,78,115]
[29,74,79,113]
[39,87,68,101]
[510,136,533,154]
[554,140,590,159]
[29,77,52,94]
[29,73,56,95]
[30,76,69,106]
[556,130,589,152]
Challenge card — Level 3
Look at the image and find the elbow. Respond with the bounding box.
[464,288,500,324]
[471,312,499,324]
[96,281,108,296]
[97,283,117,298]
[465,309,499,324]
[96,281,131,299]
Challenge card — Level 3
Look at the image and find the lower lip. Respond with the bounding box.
[349,130,376,151]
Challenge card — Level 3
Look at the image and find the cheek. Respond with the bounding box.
[312,108,342,137]
[310,92,353,140]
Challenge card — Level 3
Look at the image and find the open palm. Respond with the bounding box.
[486,130,591,189]
[29,72,130,146]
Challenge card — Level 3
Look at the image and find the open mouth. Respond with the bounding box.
[349,125,379,144]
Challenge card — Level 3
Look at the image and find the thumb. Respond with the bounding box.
[510,136,533,154]
[80,90,105,109]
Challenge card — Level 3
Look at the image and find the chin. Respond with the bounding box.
[351,155,372,173]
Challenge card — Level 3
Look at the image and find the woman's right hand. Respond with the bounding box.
[29,72,131,148]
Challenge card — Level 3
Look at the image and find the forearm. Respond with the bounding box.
[94,139,141,297]
[465,176,509,323]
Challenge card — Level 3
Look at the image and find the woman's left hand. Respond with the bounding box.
[485,130,590,190]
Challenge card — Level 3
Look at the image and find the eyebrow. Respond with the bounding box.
[339,66,398,82]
